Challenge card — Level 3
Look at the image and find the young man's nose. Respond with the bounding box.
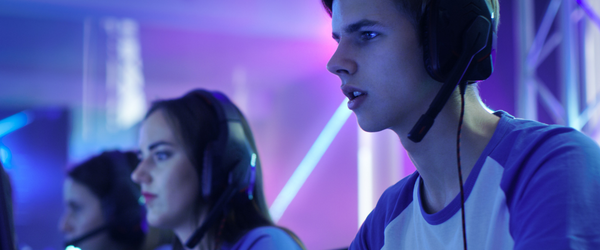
[327,44,358,77]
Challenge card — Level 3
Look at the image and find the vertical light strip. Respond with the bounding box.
[583,0,600,143]
[232,66,249,114]
[516,0,538,120]
[82,17,92,141]
[561,0,581,129]
[269,98,352,223]
[357,130,374,228]
[585,21,597,105]
[104,18,146,131]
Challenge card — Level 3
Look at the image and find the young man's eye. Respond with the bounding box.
[153,151,172,161]
[360,31,379,40]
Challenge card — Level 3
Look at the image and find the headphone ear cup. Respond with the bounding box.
[202,143,215,199]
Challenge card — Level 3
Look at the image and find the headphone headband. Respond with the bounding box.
[422,0,496,83]
[185,89,257,248]
[191,90,255,199]
[409,0,495,142]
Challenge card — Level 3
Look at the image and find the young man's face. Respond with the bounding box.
[327,0,436,132]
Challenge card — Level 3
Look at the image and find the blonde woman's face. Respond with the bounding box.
[132,110,200,229]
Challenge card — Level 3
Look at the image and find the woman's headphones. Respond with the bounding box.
[185,89,257,248]
[193,89,256,202]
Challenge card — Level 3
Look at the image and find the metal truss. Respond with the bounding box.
[515,0,600,138]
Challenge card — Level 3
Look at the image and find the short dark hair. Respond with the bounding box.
[321,0,499,34]
[68,151,144,248]
[322,0,424,28]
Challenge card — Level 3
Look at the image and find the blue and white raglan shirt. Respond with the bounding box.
[351,111,600,250]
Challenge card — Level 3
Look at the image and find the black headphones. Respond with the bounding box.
[408,1,496,249]
[185,90,257,248]
[408,0,496,142]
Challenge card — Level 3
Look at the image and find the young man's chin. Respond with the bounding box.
[357,118,388,133]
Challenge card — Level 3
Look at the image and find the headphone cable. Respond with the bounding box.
[64,224,110,248]
[457,81,468,250]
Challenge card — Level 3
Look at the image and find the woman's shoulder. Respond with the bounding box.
[244,226,290,237]
[226,226,302,250]
[152,244,173,250]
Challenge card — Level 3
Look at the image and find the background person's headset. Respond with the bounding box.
[64,151,145,248]
[185,90,257,248]
[407,0,496,249]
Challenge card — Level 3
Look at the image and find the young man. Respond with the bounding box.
[323,0,600,249]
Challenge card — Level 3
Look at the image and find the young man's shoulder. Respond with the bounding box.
[350,172,420,249]
[488,111,600,169]
[376,172,420,218]
[486,112,600,249]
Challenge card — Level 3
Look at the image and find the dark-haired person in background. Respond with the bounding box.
[59,151,149,250]
[322,0,600,249]
[132,89,305,250]
[1,161,16,250]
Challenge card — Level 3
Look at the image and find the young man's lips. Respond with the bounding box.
[341,85,368,110]
[341,85,367,99]
[348,94,367,110]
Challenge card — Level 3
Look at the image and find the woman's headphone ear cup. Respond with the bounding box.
[202,143,215,199]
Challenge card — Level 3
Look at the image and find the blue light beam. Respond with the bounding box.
[0,145,12,168]
[269,98,352,223]
[577,0,600,30]
[0,111,34,138]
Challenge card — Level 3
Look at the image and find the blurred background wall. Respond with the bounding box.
[0,0,598,249]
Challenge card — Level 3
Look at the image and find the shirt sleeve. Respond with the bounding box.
[350,210,377,250]
[350,173,418,250]
[504,129,600,249]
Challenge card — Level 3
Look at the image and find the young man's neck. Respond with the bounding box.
[393,88,500,213]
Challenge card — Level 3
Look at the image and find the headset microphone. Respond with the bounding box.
[408,1,492,142]
[64,224,110,248]
[407,15,491,142]
[64,151,144,249]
